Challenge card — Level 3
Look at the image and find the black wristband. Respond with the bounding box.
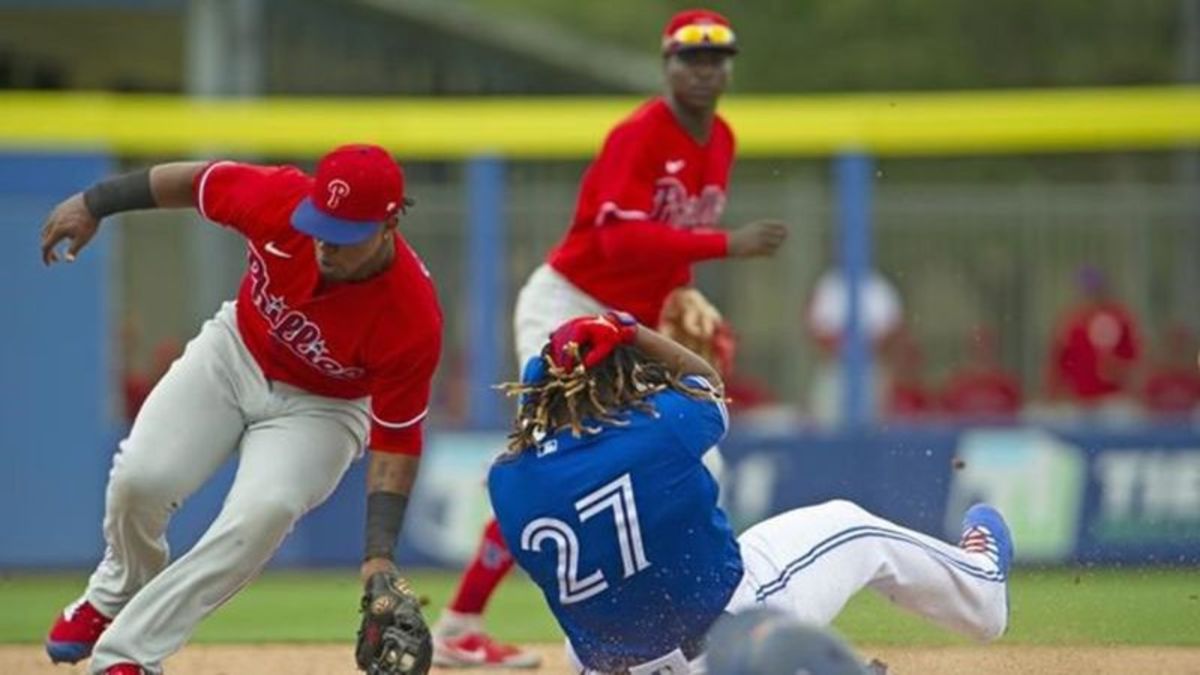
[364,491,409,561]
[82,168,155,220]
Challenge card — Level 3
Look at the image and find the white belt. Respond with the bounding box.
[577,647,703,675]
[626,648,698,675]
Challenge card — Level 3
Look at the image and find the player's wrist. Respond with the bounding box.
[603,310,639,343]
[360,557,398,584]
[82,168,156,220]
[363,491,408,563]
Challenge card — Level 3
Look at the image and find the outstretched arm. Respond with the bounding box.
[40,162,206,265]
[355,449,435,674]
[594,218,788,268]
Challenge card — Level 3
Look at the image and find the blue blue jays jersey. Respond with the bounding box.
[488,376,742,672]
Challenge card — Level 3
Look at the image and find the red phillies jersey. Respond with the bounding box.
[547,97,732,325]
[940,367,1022,419]
[194,161,443,455]
[1141,367,1200,415]
[1047,301,1141,403]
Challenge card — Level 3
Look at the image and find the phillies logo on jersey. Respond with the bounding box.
[326,179,351,209]
[246,246,365,379]
[650,178,726,227]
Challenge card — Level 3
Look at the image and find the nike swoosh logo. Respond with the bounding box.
[458,647,489,663]
[264,242,292,259]
[666,159,685,174]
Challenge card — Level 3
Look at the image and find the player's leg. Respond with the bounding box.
[732,499,1010,641]
[46,307,249,664]
[89,393,365,673]
[441,521,515,624]
[433,519,542,668]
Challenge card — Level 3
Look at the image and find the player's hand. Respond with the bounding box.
[360,557,399,586]
[728,220,788,258]
[548,312,638,370]
[40,193,100,266]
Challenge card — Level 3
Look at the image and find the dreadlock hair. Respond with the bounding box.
[499,342,723,454]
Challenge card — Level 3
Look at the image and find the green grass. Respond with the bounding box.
[3,567,1198,646]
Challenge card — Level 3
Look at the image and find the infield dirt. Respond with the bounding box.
[5,644,1200,674]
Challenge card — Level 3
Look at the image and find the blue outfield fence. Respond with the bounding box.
[0,152,114,568]
[720,424,1200,566]
[4,425,1197,569]
[196,425,1200,568]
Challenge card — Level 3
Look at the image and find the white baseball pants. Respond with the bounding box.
[728,499,1009,641]
[83,302,369,674]
[570,499,1007,674]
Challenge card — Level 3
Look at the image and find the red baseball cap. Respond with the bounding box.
[662,9,738,55]
[290,143,406,245]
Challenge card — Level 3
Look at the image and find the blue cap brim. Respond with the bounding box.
[290,197,380,245]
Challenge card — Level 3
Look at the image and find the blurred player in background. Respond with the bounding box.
[489,313,1012,674]
[39,144,440,675]
[1045,265,1142,415]
[1139,322,1200,417]
[805,264,904,425]
[940,324,1022,421]
[430,8,788,667]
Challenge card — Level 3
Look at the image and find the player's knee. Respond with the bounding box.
[106,454,179,514]
[700,446,725,479]
[235,493,306,536]
[972,608,1008,643]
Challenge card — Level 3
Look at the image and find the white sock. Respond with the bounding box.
[434,608,484,637]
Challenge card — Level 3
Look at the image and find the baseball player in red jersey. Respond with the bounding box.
[431,9,787,668]
[39,144,441,675]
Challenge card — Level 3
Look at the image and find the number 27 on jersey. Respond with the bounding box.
[519,474,652,604]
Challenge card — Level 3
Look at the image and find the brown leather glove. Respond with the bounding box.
[355,572,432,675]
[658,288,722,361]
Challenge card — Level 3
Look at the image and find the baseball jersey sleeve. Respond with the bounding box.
[596,222,727,266]
[192,161,309,239]
[662,375,730,459]
[589,123,657,227]
[365,326,442,455]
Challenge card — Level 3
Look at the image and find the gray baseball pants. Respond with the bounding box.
[82,302,369,674]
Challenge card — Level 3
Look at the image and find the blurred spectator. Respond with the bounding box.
[805,266,904,425]
[940,324,1022,421]
[884,327,935,419]
[1139,323,1200,417]
[715,323,777,414]
[807,267,904,355]
[123,338,183,423]
[120,315,183,423]
[433,347,470,427]
[1045,266,1142,411]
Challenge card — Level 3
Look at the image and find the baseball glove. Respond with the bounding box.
[658,287,735,375]
[355,572,432,675]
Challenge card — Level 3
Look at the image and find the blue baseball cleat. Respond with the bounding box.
[959,503,1013,577]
